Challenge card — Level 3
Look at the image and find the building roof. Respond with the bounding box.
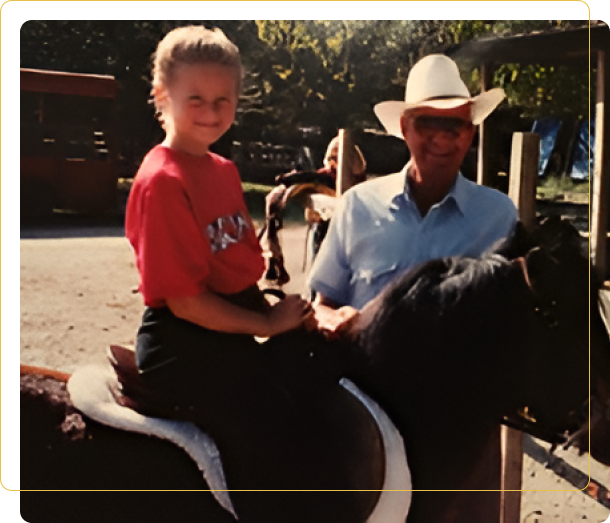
[450,23,609,67]
[20,68,117,98]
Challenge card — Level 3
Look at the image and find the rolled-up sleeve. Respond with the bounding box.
[307,193,353,306]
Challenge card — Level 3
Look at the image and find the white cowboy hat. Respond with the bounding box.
[374,54,505,138]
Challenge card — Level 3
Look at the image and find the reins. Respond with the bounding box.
[507,255,588,450]
[512,256,559,329]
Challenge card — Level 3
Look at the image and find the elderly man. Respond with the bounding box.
[308,54,518,337]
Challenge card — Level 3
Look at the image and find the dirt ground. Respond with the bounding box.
[18,221,610,522]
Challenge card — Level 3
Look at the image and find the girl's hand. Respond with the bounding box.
[265,294,312,336]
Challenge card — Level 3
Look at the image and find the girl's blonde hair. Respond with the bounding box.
[152,26,243,118]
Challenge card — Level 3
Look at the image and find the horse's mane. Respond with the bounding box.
[348,216,595,428]
[356,253,520,360]
[357,216,590,361]
[385,255,511,313]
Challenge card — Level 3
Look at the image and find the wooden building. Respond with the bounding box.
[21,68,118,217]
[453,23,610,278]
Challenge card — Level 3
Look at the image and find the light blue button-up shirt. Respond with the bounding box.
[308,166,518,309]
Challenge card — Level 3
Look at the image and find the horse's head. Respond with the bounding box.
[353,250,527,438]
[498,216,610,463]
[352,216,610,465]
[505,219,586,427]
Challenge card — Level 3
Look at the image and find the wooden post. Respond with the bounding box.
[499,130,540,523]
[500,426,523,523]
[477,62,493,187]
[508,132,539,230]
[591,50,610,280]
[336,129,354,196]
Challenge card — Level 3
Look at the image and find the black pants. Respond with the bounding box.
[133,304,364,520]
[135,305,338,449]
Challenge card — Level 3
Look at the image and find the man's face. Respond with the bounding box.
[401,104,476,178]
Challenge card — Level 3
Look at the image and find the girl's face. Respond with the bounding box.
[156,62,238,156]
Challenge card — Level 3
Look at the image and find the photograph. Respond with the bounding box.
[6,3,610,523]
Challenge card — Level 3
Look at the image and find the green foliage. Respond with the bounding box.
[537,176,589,201]
[241,181,303,223]
[253,21,434,139]
[475,21,591,119]
[20,20,263,166]
[494,63,591,119]
[491,20,585,36]
[241,181,274,194]
[20,20,594,162]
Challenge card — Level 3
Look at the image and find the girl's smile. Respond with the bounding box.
[156,62,238,156]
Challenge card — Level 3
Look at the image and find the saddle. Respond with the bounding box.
[107,344,181,419]
[68,345,413,523]
[66,346,237,517]
[261,180,337,286]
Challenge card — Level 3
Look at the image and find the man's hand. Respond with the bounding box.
[312,302,360,340]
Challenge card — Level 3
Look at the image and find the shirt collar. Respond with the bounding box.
[384,162,470,216]
[448,173,470,215]
[382,164,411,212]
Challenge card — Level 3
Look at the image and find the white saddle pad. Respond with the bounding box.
[340,378,412,523]
[68,365,411,522]
[67,364,237,517]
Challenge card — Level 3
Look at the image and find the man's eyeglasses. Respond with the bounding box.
[412,115,474,136]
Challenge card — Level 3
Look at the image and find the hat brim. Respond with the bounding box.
[374,88,505,139]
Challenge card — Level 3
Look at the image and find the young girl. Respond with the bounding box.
[125,27,320,452]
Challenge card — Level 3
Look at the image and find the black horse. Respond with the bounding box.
[20,216,610,523]
[347,216,610,521]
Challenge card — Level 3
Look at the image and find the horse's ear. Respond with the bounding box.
[524,247,558,290]
[511,221,531,248]
[536,215,581,253]
[490,221,532,259]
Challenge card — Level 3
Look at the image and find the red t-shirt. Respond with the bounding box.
[126,145,264,307]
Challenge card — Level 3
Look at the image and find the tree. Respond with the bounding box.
[20,20,261,167]
[20,20,594,166]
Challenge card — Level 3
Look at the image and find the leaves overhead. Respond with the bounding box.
[21,19,592,159]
